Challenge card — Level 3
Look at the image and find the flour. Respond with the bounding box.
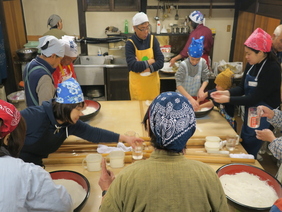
[53,179,87,209]
[219,172,278,208]
[199,107,211,112]
[82,106,97,115]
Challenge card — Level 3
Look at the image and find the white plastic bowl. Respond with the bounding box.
[205,141,221,153]
[205,136,221,143]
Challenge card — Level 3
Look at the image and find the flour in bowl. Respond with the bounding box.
[199,107,211,112]
[82,106,97,115]
[53,179,87,209]
[219,172,278,208]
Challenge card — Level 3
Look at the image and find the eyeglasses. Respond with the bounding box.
[136,25,151,32]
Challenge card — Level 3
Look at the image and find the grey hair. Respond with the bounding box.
[273,25,282,37]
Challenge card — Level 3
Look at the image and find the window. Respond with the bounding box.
[84,0,140,11]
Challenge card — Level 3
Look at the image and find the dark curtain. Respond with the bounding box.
[0,21,7,84]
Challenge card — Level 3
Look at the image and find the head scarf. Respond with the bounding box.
[149,92,196,152]
[189,11,204,24]
[38,35,65,57]
[214,68,234,90]
[132,12,149,26]
[0,100,21,139]
[47,14,62,28]
[62,35,78,57]
[188,36,204,58]
[56,78,84,104]
[244,28,272,52]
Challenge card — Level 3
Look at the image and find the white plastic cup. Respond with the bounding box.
[247,107,261,128]
[109,151,125,168]
[82,153,102,171]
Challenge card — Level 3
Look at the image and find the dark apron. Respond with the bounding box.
[241,60,271,157]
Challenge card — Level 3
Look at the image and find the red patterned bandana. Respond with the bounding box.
[0,100,21,138]
[244,28,272,52]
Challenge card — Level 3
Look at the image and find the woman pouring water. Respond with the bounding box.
[211,28,281,158]
[19,78,143,167]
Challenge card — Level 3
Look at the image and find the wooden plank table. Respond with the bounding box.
[44,100,262,212]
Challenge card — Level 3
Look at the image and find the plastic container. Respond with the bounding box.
[7,90,26,111]
[124,20,128,34]
[205,136,221,143]
[156,21,161,34]
[205,141,221,153]
[97,48,102,56]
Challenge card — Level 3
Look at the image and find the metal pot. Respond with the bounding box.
[16,48,38,62]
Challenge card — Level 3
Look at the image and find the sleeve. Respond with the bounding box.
[36,75,56,105]
[175,61,186,88]
[269,138,282,161]
[149,36,164,72]
[267,109,282,130]
[125,40,149,73]
[68,120,120,143]
[201,59,209,82]
[25,165,73,212]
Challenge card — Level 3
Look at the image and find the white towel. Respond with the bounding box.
[97,142,132,154]
[229,153,254,159]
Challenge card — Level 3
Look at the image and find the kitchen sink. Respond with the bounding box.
[73,56,127,86]
[74,56,127,65]
[104,57,127,65]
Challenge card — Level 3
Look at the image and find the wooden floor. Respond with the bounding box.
[234,108,279,177]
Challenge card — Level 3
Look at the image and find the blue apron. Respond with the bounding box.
[241,60,271,157]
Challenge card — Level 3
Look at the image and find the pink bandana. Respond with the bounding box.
[0,100,21,138]
[244,28,272,52]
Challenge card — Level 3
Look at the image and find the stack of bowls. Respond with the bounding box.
[204,136,221,153]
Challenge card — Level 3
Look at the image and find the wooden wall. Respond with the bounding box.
[232,11,280,66]
[1,0,27,94]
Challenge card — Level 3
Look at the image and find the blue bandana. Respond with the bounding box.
[149,92,196,152]
[56,78,84,104]
[188,36,204,58]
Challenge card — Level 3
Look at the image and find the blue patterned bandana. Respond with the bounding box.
[188,36,204,58]
[149,92,196,152]
[56,78,84,104]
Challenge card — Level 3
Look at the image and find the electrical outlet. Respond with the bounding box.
[227,25,231,32]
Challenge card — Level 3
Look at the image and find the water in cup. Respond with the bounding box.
[247,107,261,128]
[226,135,237,151]
[124,131,143,160]
[132,143,143,160]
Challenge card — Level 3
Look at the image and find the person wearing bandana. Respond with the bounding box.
[0,100,72,212]
[24,35,65,107]
[170,10,214,69]
[175,36,209,111]
[43,14,67,39]
[19,78,143,167]
[52,35,78,88]
[125,12,164,101]
[211,28,281,158]
[98,92,228,212]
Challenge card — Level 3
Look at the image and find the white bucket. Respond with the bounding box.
[7,90,26,111]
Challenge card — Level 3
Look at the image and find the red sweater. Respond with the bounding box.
[180,24,214,58]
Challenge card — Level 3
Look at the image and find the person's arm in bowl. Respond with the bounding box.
[197,100,214,111]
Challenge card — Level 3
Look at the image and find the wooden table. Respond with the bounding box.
[44,100,262,212]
